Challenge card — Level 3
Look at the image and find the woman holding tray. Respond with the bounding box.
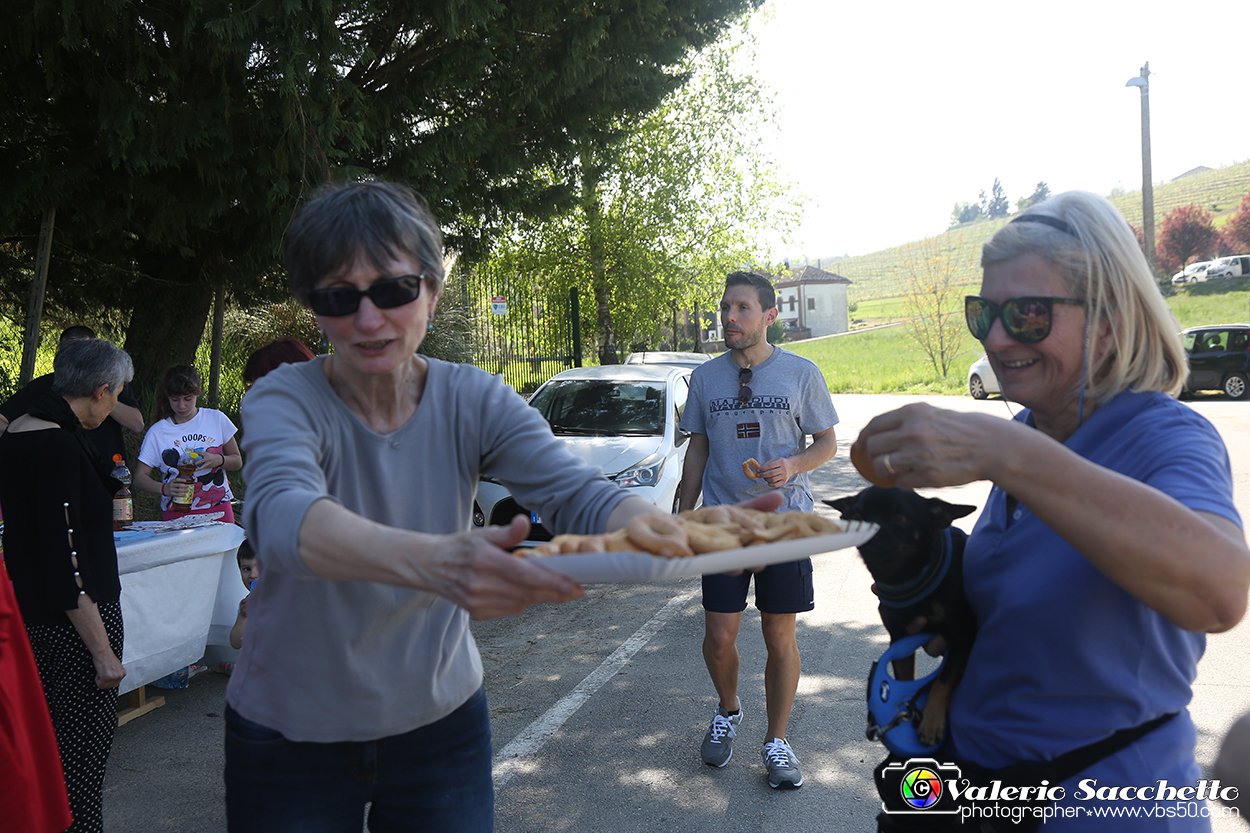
[226,180,776,833]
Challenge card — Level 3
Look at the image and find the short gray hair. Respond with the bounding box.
[284,180,445,306]
[981,190,1185,407]
[51,338,134,398]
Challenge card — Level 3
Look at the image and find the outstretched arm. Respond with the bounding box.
[855,403,1250,633]
[296,500,584,620]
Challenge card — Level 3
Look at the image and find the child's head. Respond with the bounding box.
[153,365,204,424]
[237,538,258,589]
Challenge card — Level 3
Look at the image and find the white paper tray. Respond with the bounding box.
[527,520,878,583]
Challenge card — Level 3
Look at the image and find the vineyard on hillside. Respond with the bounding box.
[827,160,1250,307]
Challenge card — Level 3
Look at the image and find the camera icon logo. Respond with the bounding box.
[878,758,962,815]
[900,766,943,809]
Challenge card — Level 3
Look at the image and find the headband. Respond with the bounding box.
[1011,213,1076,237]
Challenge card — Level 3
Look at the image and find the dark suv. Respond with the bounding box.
[1182,324,1250,399]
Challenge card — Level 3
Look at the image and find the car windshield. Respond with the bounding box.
[529,379,666,436]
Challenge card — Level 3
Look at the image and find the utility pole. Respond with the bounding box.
[1126,62,1154,272]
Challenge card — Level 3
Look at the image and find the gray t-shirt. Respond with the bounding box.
[229,356,627,742]
[681,347,838,512]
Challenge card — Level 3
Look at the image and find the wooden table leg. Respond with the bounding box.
[117,685,166,726]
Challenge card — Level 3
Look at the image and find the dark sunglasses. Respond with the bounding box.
[309,274,426,317]
[965,295,1082,344]
[737,365,753,404]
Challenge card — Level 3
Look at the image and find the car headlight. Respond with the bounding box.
[613,452,665,488]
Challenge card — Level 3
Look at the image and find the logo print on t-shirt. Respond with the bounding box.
[737,422,760,439]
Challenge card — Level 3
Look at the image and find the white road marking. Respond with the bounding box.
[491,583,699,790]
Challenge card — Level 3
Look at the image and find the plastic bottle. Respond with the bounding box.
[112,454,133,530]
[169,456,196,513]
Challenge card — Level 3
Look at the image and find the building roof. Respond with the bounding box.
[775,265,851,288]
[1172,166,1213,181]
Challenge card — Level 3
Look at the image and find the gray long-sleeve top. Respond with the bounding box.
[228,356,627,742]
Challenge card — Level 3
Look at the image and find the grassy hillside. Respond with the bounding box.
[826,160,1250,309]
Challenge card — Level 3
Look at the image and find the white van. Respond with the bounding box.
[1207,255,1250,280]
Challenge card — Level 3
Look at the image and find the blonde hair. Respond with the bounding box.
[981,191,1185,408]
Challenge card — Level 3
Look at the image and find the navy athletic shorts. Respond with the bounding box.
[701,557,815,615]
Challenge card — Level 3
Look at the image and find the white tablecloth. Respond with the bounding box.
[116,523,246,694]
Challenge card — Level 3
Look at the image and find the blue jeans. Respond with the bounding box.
[224,687,494,833]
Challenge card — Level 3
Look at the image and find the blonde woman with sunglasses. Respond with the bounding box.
[858,191,1249,831]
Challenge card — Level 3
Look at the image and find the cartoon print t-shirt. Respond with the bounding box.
[138,408,237,513]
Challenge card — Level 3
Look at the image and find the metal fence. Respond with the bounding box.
[458,273,582,394]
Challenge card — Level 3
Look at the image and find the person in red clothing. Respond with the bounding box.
[1,559,74,833]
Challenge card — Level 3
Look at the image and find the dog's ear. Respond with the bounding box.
[823,496,856,515]
[926,498,977,525]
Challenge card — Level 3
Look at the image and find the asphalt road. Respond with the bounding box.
[102,393,1250,832]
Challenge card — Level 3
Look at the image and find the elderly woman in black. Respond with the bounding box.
[0,337,133,833]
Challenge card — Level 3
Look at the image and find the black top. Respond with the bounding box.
[1,373,140,467]
[0,392,122,626]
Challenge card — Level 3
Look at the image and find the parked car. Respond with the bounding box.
[1172,261,1213,284]
[1182,324,1250,400]
[1206,255,1250,280]
[967,354,1001,399]
[623,350,713,369]
[472,364,695,544]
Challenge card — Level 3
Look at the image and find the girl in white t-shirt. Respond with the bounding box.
[136,365,242,522]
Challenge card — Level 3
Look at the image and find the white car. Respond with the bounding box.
[1172,261,1212,284]
[623,350,713,369]
[967,354,1001,400]
[472,364,695,545]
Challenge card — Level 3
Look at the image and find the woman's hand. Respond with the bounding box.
[91,648,126,690]
[853,403,1013,489]
[436,516,585,619]
[856,404,1250,633]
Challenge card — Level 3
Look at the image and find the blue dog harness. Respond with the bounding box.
[866,633,946,757]
[866,529,960,756]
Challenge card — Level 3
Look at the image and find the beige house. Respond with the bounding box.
[775,266,851,339]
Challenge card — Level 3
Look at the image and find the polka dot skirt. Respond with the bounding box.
[26,601,123,833]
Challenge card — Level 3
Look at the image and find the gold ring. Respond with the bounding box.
[882,454,897,476]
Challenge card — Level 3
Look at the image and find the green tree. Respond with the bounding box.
[0,0,761,401]
[985,178,1010,219]
[475,22,798,364]
[1025,181,1051,208]
[950,202,983,226]
[897,233,973,378]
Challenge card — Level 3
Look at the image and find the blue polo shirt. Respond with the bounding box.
[948,390,1239,830]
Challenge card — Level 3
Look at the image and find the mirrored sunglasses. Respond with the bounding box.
[309,274,425,317]
[964,295,1082,344]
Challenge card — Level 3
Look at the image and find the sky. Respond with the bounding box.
[749,0,1250,261]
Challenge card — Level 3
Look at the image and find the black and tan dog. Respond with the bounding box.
[825,486,976,747]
